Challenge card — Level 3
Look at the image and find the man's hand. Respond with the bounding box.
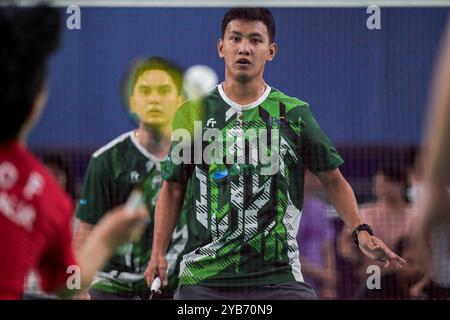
[144,254,169,289]
[65,204,148,296]
[357,231,407,268]
[99,205,148,248]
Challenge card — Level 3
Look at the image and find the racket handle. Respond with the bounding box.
[151,277,161,293]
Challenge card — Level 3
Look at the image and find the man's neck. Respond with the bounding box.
[222,78,267,106]
[18,132,27,147]
[379,197,406,210]
[135,124,171,159]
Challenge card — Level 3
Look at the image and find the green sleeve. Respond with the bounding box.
[76,156,114,224]
[299,105,344,173]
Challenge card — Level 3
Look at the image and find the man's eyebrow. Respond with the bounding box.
[229,31,264,39]
[249,32,263,38]
[229,31,243,36]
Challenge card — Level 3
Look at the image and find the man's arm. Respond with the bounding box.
[409,22,450,297]
[57,205,147,298]
[71,221,94,299]
[420,21,450,233]
[76,206,146,288]
[144,180,186,288]
[317,168,406,268]
[423,22,450,190]
[74,221,93,254]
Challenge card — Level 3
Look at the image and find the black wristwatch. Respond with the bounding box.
[352,224,374,245]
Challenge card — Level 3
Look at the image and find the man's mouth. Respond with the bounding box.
[147,110,162,115]
[236,58,251,65]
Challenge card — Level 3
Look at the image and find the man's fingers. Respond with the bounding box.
[383,244,407,266]
[397,256,407,264]
[144,267,156,287]
[158,266,168,287]
[386,256,405,269]
[381,251,407,269]
[361,236,408,269]
[394,255,407,266]
[145,272,154,287]
[369,238,381,250]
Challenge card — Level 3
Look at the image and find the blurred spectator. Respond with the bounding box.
[338,165,413,281]
[407,162,424,208]
[363,166,413,250]
[23,156,75,299]
[297,170,337,299]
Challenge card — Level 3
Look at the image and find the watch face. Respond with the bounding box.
[362,224,373,235]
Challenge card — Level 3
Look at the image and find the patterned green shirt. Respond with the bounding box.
[76,131,188,295]
[162,85,343,287]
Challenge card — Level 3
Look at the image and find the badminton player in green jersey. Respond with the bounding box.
[145,8,406,300]
[75,57,188,299]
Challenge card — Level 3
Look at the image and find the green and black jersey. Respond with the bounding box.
[162,85,343,287]
[76,131,188,295]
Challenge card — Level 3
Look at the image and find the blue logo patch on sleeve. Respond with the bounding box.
[213,169,228,180]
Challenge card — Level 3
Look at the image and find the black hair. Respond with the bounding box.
[375,163,409,202]
[126,57,184,97]
[376,164,407,186]
[221,7,276,43]
[0,4,60,143]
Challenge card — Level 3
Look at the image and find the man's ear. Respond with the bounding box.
[267,42,277,61]
[20,86,48,141]
[34,87,48,114]
[129,96,136,113]
[217,38,224,58]
[177,95,185,106]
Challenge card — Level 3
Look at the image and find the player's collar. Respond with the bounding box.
[218,83,271,111]
[130,131,165,163]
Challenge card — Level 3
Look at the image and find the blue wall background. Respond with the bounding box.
[29,7,449,149]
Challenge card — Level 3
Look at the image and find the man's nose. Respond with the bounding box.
[147,91,161,104]
[237,39,251,55]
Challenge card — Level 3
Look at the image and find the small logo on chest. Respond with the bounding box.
[130,171,140,183]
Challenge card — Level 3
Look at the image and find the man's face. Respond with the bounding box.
[130,69,183,128]
[373,173,404,200]
[218,19,276,83]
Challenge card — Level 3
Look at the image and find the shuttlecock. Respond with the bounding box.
[183,65,218,100]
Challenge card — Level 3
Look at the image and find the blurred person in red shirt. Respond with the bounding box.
[0,4,147,300]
